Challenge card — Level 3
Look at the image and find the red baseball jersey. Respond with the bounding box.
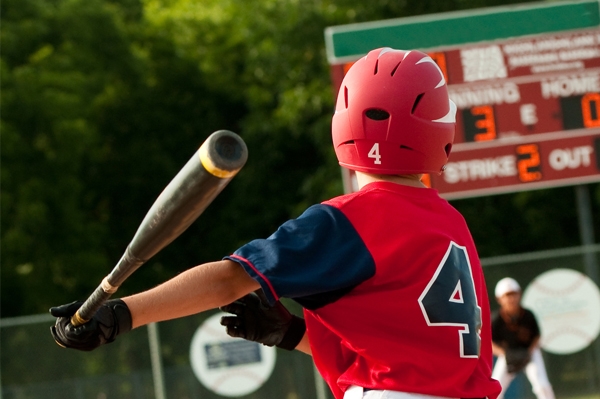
[227,182,501,399]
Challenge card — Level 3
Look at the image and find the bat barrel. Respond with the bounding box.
[199,130,248,178]
[123,129,248,264]
[70,130,248,327]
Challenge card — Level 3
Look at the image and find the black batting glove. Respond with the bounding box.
[50,299,132,351]
[219,292,306,350]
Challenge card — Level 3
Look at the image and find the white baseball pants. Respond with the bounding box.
[492,347,555,399]
[343,386,465,399]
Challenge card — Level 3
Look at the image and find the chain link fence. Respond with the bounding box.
[1,306,331,399]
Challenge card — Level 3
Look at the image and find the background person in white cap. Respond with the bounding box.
[491,277,555,399]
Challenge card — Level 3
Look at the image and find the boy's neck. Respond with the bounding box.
[355,171,427,189]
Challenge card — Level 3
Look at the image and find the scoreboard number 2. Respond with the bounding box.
[516,144,542,182]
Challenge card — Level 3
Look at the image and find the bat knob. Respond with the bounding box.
[199,130,248,178]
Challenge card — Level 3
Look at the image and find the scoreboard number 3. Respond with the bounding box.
[418,242,482,358]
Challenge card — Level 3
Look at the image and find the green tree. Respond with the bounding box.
[1,0,247,316]
[2,0,137,315]
[2,0,598,319]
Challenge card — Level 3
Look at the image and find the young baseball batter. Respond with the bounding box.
[51,48,501,399]
[491,278,555,399]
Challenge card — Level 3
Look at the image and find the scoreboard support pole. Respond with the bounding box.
[575,185,600,399]
[575,184,599,284]
[575,185,600,396]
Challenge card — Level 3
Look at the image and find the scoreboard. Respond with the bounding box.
[325,2,600,199]
[428,28,600,198]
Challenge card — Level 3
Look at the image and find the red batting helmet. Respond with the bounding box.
[332,48,456,175]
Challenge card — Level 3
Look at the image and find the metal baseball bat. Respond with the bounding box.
[71,130,248,326]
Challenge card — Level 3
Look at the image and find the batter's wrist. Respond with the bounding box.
[277,316,306,351]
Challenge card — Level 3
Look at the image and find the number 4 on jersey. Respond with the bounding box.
[418,242,482,358]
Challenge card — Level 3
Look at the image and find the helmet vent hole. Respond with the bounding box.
[400,145,413,151]
[411,93,425,114]
[365,109,390,120]
[344,86,349,108]
[445,143,452,157]
[374,60,379,75]
[390,62,401,76]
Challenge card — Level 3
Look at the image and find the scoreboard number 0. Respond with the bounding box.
[561,92,600,130]
[582,93,600,128]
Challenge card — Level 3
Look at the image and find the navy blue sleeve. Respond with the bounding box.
[225,204,375,307]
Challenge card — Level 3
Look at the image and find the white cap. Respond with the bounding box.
[495,277,521,297]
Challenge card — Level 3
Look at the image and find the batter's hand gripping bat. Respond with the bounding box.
[70,130,248,326]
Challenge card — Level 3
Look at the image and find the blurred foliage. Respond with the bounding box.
[2,0,599,317]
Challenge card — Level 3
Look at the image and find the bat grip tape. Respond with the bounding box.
[71,279,120,326]
[101,276,119,294]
